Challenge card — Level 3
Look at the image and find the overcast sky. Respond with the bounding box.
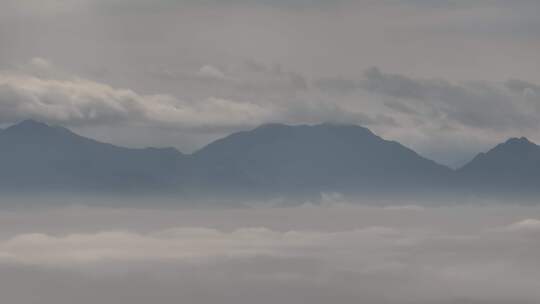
[1,0,539,166]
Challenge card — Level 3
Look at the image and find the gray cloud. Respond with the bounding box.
[362,67,540,131]
[313,76,359,95]
[0,58,381,133]
[0,59,278,130]
[1,204,540,303]
[313,67,540,134]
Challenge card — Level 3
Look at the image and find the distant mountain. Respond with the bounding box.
[457,137,540,193]
[0,120,185,193]
[187,123,453,198]
[2,120,540,202]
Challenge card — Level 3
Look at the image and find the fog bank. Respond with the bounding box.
[1,203,540,304]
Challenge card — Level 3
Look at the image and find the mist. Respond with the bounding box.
[1,0,539,303]
[1,201,540,304]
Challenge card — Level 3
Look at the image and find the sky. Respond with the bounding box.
[1,0,539,166]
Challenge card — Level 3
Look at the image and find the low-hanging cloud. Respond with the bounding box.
[0,58,373,133]
[313,66,540,134]
[362,67,540,131]
[0,59,278,130]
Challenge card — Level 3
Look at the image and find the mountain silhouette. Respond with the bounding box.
[1,120,539,201]
[0,120,185,193]
[187,123,453,198]
[457,137,540,193]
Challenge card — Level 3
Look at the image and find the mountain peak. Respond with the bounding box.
[491,137,538,154]
[2,119,78,141]
[503,136,534,146]
[459,136,540,176]
[253,123,291,130]
[9,119,51,130]
[253,122,373,133]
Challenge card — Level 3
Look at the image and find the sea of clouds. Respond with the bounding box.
[1,202,540,304]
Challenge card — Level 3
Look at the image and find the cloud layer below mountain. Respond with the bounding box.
[1,203,540,304]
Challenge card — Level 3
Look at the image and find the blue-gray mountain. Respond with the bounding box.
[186,123,452,198]
[0,120,185,193]
[457,137,540,195]
[0,120,537,200]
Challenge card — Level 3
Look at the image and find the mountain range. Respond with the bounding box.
[0,120,538,202]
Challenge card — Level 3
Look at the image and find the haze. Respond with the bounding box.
[1,203,540,304]
[1,1,540,303]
